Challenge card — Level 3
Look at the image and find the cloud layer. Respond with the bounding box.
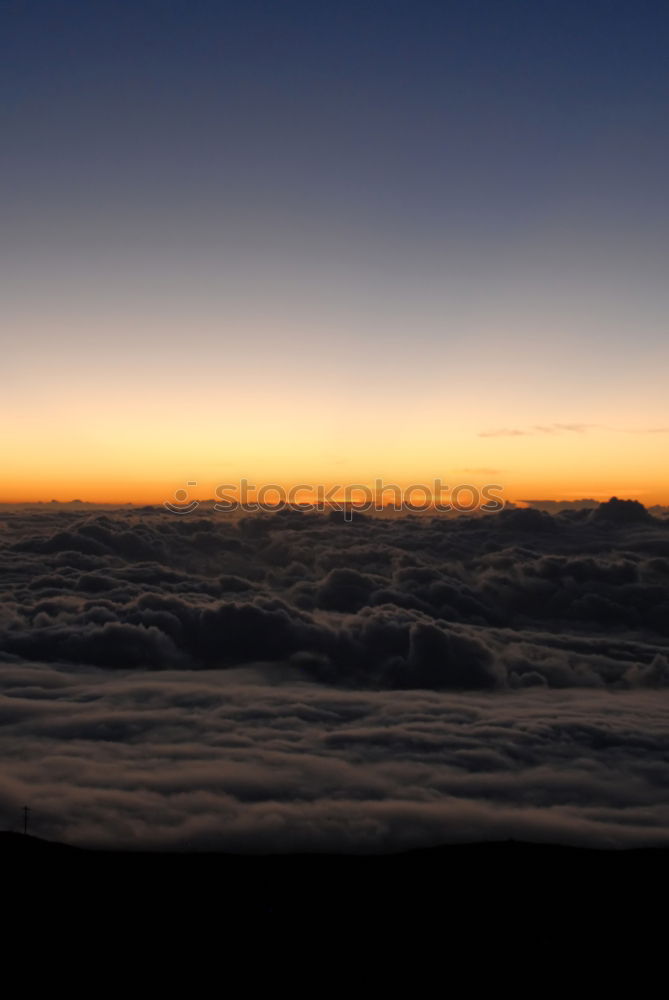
[1,502,668,849]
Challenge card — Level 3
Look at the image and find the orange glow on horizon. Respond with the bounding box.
[4,350,669,506]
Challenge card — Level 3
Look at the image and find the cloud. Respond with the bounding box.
[478,428,529,438]
[538,423,590,433]
[0,664,667,851]
[479,423,592,438]
[479,423,669,438]
[0,503,668,849]
[2,504,669,688]
[626,427,669,434]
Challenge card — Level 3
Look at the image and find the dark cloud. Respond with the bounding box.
[0,664,667,851]
[589,497,653,525]
[2,504,669,687]
[0,503,668,849]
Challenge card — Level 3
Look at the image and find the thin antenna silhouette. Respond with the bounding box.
[23,805,30,836]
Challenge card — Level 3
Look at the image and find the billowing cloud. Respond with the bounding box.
[0,500,668,849]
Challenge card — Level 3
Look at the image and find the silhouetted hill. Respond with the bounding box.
[0,831,80,854]
[3,833,666,941]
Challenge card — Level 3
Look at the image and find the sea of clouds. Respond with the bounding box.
[1,501,668,849]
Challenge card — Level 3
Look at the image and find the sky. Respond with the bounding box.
[2,0,669,503]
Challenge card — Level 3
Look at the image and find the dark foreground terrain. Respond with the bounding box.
[3,832,665,957]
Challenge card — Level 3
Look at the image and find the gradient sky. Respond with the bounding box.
[2,0,669,503]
